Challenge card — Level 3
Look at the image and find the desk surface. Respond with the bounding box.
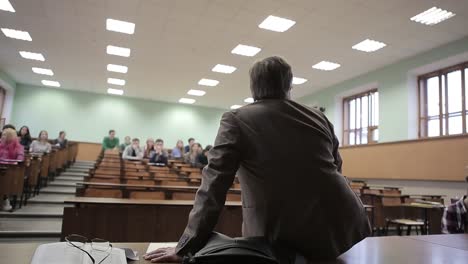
[407,234,468,251]
[384,203,445,209]
[64,197,243,206]
[2,235,467,264]
[76,182,241,193]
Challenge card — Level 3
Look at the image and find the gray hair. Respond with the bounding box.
[249,56,293,100]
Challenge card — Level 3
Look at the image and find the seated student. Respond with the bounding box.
[30,130,52,154]
[120,136,131,153]
[122,138,144,160]
[171,140,185,159]
[17,126,32,150]
[442,176,468,234]
[155,138,168,157]
[143,138,155,158]
[184,142,202,166]
[184,138,195,153]
[2,124,15,131]
[52,131,68,149]
[102,130,119,151]
[149,142,168,166]
[195,145,212,168]
[0,128,24,211]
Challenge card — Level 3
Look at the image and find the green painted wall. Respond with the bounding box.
[11,84,225,147]
[298,36,468,143]
[0,68,16,90]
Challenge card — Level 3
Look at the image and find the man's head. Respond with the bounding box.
[124,136,131,144]
[155,138,164,148]
[249,56,293,101]
[109,130,116,139]
[132,138,140,148]
[188,138,195,146]
[59,131,66,139]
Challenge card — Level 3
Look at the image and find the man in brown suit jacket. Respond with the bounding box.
[145,56,371,263]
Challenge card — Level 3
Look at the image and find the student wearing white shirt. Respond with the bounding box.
[122,138,144,160]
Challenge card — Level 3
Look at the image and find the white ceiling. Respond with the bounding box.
[0,0,467,109]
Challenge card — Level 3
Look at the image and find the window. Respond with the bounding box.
[418,62,467,138]
[343,89,379,145]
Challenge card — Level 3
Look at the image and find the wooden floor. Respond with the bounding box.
[0,161,95,243]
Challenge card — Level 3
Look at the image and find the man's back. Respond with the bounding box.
[175,99,371,261]
[232,99,370,259]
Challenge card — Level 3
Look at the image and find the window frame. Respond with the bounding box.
[418,61,467,138]
[342,89,379,146]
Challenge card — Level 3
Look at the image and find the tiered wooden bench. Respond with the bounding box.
[0,142,78,211]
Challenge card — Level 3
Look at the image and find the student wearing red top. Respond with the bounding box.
[0,128,24,211]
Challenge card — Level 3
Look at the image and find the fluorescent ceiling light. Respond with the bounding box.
[106,45,131,57]
[106,18,135,34]
[32,67,53,76]
[187,89,206,96]
[19,51,45,61]
[292,77,307,85]
[107,64,128,73]
[1,28,32,41]
[244,97,254,103]
[352,39,386,52]
[410,7,455,25]
[107,78,125,86]
[258,15,296,32]
[230,105,242,109]
[179,98,196,104]
[107,88,124,95]
[312,61,341,71]
[198,78,219,87]
[212,64,237,74]
[41,80,60,87]
[0,0,15,12]
[231,44,261,57]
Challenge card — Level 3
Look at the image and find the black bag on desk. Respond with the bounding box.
[183,232,279,264]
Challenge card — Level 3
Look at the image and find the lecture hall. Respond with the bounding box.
[0,0,467,263]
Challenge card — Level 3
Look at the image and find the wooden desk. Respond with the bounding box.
[3,235,467,264]
[361,193,444,234]
[61,197,243,242]
[64,197,242,207]
[385,203,445,235]
[76,182,241,200]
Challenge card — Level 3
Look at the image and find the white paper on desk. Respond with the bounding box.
[31,242,127,264]
[146,242,178,254]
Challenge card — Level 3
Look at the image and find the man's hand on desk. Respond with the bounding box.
[144,247,182,263]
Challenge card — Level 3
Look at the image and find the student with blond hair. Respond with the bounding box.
[0,128,24,211]
[30,130,52,154]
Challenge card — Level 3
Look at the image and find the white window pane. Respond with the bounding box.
[441,75,446,115]
[465,69,468,110]
[362,95,369,128]
[373,129,379,142]
[427,119,440,137]
[374,92,379,126]
[448,115,463,135]
[361,128,368,144]
[349,99,355,130]
[427,77,439,116]
[349,132,355,145]
[356,98,361,129]
[447,70,462,113]
[356,130,361,145]
[442,117,446,136]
